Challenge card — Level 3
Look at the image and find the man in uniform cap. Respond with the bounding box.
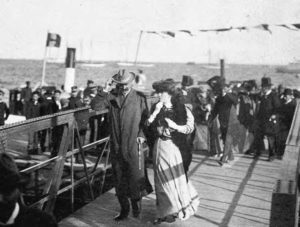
[69,86,82,109]
[0,152,57,226]
[107,69,153,221]
[83,80,95,97]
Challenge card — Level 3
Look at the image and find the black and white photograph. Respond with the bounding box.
[0,0,300,226]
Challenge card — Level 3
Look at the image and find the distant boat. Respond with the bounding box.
[117,62,154,67]
[78,62,106,68]
[276,61,300,74]
[201,64,229,69]
[136,63,154,67]
[117,62,134,66]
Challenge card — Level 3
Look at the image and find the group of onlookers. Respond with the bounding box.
[185,75,298,165]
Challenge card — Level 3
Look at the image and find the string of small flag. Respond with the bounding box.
[143,23,300,37]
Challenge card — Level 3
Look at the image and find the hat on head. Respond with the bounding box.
[54,89,61,94]
[284,88,293,96]
[112,69,136,84]
[71,86,78,93]
[0,153,22,193]
[87,80,94,84]
[261,77,272,88]
[152,78,178,93]
[181,75,194,87]
[206,76,225,89]
[26,81,30,84]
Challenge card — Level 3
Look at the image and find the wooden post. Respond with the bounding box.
[134,31,143,65]
[220,59,225,82]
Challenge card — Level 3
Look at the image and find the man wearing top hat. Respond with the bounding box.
[252,77,281,161]
[107,69,152,221]
[0,152,57,226]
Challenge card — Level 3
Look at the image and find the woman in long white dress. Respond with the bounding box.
[147,79,200,224]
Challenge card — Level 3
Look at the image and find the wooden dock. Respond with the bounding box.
[59,150,281,227]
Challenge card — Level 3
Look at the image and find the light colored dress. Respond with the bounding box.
[151,105,200,220]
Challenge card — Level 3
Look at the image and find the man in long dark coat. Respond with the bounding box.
[107,69,152,221]
[252,77,281,161]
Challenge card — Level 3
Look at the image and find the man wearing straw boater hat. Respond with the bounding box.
[0,152,57,226]
[107,69,152,222]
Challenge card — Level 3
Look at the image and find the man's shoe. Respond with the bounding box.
[113,211,129,222]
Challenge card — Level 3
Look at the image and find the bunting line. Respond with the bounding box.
[143,22,300,38]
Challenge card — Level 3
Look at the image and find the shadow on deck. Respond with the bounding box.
[59,150,281,227]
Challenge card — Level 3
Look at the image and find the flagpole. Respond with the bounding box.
[134,30,143,65]
[41,32,48,86]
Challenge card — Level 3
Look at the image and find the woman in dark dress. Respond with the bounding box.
[147,79,199,224]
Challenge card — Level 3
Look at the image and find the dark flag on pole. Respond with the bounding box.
[46,33,61,47]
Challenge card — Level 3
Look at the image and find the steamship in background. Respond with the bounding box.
[276,60,300,74]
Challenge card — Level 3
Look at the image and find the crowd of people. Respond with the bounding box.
[0,68,299,225]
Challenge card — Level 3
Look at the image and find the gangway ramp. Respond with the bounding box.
[60,150,280,227]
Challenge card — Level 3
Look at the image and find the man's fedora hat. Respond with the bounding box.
[112,69,136,85]
[261,77,272,88]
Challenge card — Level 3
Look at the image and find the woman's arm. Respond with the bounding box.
[165,107,194,134]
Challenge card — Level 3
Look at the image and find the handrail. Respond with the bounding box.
[270,99,300,227]
[0,106,110,214]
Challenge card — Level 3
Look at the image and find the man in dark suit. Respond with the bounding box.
[252,77,281,161]
[277,88,297,158]
[39,91,54,153]
[26,92,41,154]
[68,86,82,109]
[0,153,57,227]
[210,84,238,144]
[83,80,95,97]
[21,81,32,117]
[108,69,152,221]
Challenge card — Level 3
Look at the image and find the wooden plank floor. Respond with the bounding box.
[59,150,281,227]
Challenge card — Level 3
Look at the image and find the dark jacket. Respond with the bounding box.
[26,100,40,119]
[0,102,9,126]
[68,96,83,110]
[20,87,32,102]
[277,99,297,130]
[90,92,109,111]
[256,91,281,121]
[0,204,57,227]
[210,93,238,128]
[108,89,151,199]
[40,98,55,116]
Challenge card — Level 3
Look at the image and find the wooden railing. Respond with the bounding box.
[0,107,110,214]
[270,99,300,227]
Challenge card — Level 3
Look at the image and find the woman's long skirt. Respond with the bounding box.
[153,138,200,220]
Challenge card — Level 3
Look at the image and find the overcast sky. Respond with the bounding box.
[1,0,300,64]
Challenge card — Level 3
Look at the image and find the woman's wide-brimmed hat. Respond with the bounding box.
[152,78,179,93]
[112,69,136,85]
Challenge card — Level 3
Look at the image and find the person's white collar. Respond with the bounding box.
[265,90,272,96]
